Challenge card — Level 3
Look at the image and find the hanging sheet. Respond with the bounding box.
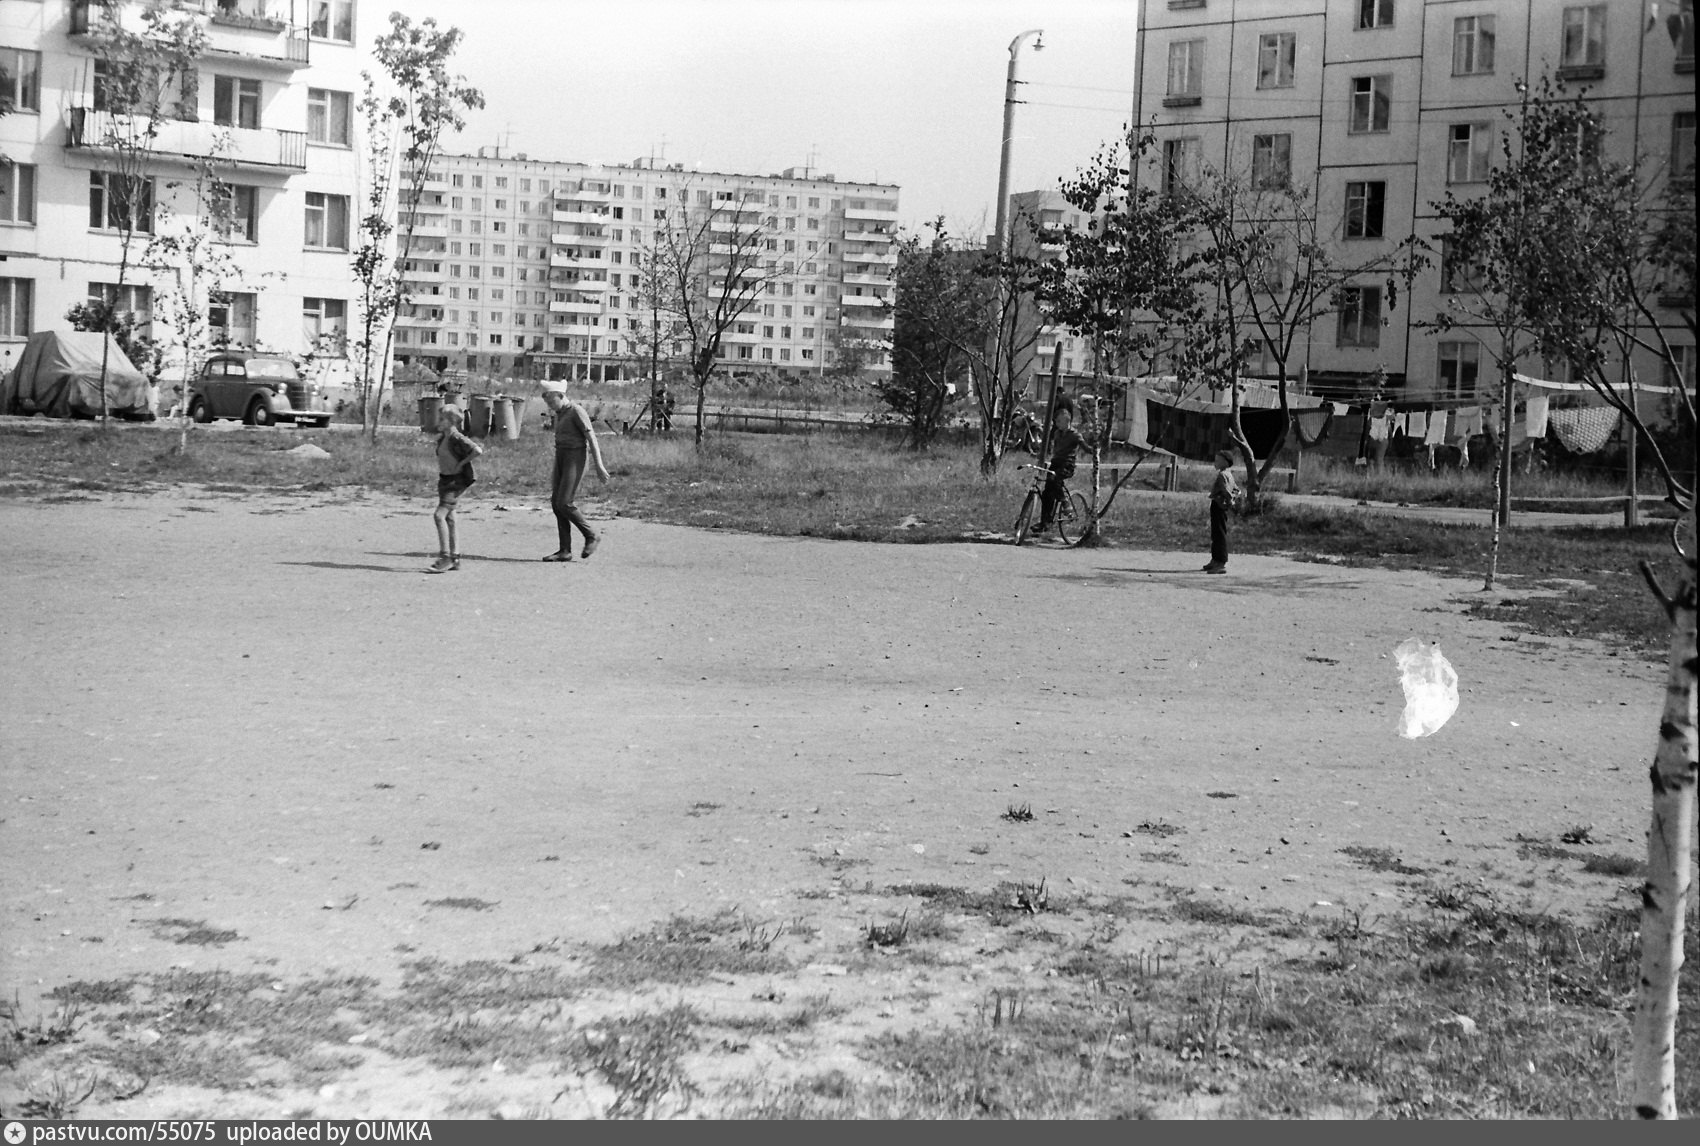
[1549,406,1622,454]
[1524,394,1550,438]
[1142,397,1289,461]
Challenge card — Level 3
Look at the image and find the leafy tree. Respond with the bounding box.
[64,298,162,385]
[75,0,206,423]
[351,14,483,442]
[1437,74,1697,1119]
[880,219,984,449]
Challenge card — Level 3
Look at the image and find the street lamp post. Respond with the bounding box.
[988,29,1043,459]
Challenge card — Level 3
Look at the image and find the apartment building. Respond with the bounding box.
[1132,0,1695,403]
[391,148,899,384]
[0,0,362,379]
[1007,187,1100,386]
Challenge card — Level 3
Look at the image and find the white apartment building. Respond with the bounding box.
[0,0,362,378]
[391,148,899,384]
[1132,0,1695,404]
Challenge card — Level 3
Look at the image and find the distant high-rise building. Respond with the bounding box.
[393,150,898,383]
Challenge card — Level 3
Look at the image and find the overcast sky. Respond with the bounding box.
[381,0,1141,235]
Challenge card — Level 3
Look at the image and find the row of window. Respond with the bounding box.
[432,171,895,217]
[1162,4,1687,107]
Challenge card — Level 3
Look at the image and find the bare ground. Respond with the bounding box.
[0,484,1669,1117]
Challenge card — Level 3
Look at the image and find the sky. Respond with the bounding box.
[380,0,1142,236]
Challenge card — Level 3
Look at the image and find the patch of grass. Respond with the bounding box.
[1513,833,1581,861]
[1130,820,1184,838]
[47,980,135,1007]
[146,918,241,947]
[579,1005,702,1119]
[1169,896,1273,929]
[585,911,790,987]
[1338,845,1430,876]
[1580,854,1645,878]
[423,897,498,912]
[865,913,911,949]
[685,802,723,817]
[1002,803,1034,823]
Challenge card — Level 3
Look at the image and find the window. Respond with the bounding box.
[1344,181,1386,238]
[1358,0,1393,29]
[1438,341,1480,398]
[303,298,347,352]
[1166,39,1204,101]
[217,184,258,242]
[88,284,152,336]
[1453,15,1496,75]
[1447,123,1491,183]
[1663,345,1695,389]
[1560,6,1607,72]
[1162,137,1201,197]
[304,192,350,249]
[309,0,354,42]
[213,76,261,129]
[0,163,36,224]
[495,177,507,189]
[1439,237,1482,293]
[89,172,153,233]
[1257,33,1295,89]
[208,291,256,347]
[1336,286,1382,347]
[1,48,40,113]
[1251,134,1291,189]
[1673,111,1696,182]
[307,89,351,145]
[471,176,483,189]
[1349,76,1392,133]
[0,277,32,339]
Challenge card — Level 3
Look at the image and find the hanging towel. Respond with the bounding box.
[1549,406,1621,454]
[1424,411,1449,446]
[1406,411,1428,440]
[1392,412,1409,436]
[1330,402,1350,416]
[1452,406,1484,440]
[1525,394,1550,438]
[1367,413,1392,442]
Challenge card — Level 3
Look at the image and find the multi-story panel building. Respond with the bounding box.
[392,149,898,383]
[1131,0,1695,405]
[0,0,363,384]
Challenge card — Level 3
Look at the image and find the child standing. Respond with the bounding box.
[1203,449,1242,574]
[429,404,483,574]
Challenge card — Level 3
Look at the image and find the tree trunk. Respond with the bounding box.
[1482,359,1515,591]
[1630,531,1698,1119]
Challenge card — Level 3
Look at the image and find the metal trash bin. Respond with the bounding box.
[491,396,520,440]
[466,393,493,438]
[418,393,442,432]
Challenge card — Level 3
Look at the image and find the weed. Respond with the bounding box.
[967,843,991,855]
[424,897,498,912]
[865,912,911,948]
[737,920,787,953]
[15,1072,99,1120]
[685,802,722,817]
[1010,878,1049,915]
[586,912,789,986]
[146,918,241,947]
[1002,803,1034,823]
[1170,896,1272,928]
[812,853,868,871]
[579,1005,702,1118]
[1131,820,1184,838]
[1561,825,1596,845]
[1513,833,1581,861]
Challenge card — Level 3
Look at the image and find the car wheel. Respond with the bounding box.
[247,399,275,428]
[189,398,212,424]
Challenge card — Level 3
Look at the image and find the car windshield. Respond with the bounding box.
[243,359,300,381]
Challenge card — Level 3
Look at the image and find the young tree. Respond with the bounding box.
[142,145,254,451]
[1187,155,1424,509]
[880,219,986,449]
[350,13,482,442]
[645,179,787,446]
[74,0,206,423]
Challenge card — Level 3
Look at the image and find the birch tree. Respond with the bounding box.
[881,219,987,450]
[75,0,206,423]
[350,13,482,442]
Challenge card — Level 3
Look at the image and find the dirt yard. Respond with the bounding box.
[0,483,1670,1117]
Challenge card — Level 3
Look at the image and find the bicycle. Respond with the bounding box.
[1012,464,1090,546]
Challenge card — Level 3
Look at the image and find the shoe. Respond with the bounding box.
[450,555,461,571]
[1201,562,1219,572]
[1205,565,1227,575]
[581,535,600,559]
[1029,522,1049,535]
[541,551,573,562]
[427,556,455,574]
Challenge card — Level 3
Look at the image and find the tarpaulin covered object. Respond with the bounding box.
[0,330,148,418]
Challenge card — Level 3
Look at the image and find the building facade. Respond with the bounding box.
[0,0,363,382]
[391,149,899,384]
[1132,0,1695,403]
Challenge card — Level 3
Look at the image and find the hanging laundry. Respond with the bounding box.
[1549,406,1621,454]
[1452,406,1484,440]
[1423,411,1448,446]
[1368,399,1389,420]
[1406,411,1429,440]
[1368,412,1393,442]
[1525,394,1550,438]
[1143,397,1289,461]
[1392,412,1409,436]
[1330,402,1350,416]
[1291,407,1334,447]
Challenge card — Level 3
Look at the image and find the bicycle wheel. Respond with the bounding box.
[1012,490,1038,546]
[1056,492,1091,545]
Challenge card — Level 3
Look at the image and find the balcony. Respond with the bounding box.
[840,272,890,287]
[548,299,602,314]
[843,228,894,244]
[549,252,606,269]
[843,204,899,222]
[72,1,309,68]
[552,229,609,246]
[68,107,306,171]
[554,276,609,292]
[552,208,606,225]
[840,293,890,308]
[843,248,897,266]
[557,186,611,204]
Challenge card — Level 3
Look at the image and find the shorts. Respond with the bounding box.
[437,472,475,504]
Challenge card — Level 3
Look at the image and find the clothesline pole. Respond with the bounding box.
[1623,357,1640,528]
